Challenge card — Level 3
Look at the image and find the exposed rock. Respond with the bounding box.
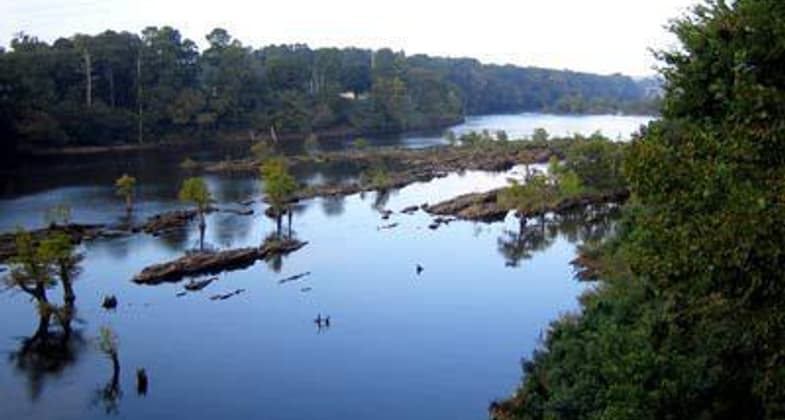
[380,209,393,220]
[139,210,197,235]
[201,143,559,203]
[133,239,307,284]
[426,188,630,223]
[426,189,508,222]
[102,295,118,310]
[378,223,399,230]
[400,205,419,214]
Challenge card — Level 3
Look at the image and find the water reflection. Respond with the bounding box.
[497,205,620,267]
[320,196,346,217]
[9,311,85,401]
[93,327,121,415]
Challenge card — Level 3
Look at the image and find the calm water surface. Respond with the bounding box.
[0,113,623,419]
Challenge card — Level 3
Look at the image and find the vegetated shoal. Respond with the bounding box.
[0,206,253,262]
[425,188,631,222]
[198,143,559,202]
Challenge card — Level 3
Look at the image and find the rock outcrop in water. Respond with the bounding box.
[132,239,307,284]
[426,189,631,222]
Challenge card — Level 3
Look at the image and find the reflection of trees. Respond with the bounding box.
[94,327,121,415]
[9,310,84,401]
[156,227,190,252]
[497,220,554,267]
[496,205,620,267]
[549,205,620,244]
[372,190,390,211]
[214,213,253,249]
[321,196,346,217]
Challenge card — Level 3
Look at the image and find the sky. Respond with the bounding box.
[2,0,698,76]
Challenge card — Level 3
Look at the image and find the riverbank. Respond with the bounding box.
[15,116,465,158]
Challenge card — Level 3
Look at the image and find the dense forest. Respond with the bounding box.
[0,27,656,156]
[493,0,785,418]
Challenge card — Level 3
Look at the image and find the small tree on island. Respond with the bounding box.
[114,174,137,214]
[497,173,558,233]
[178,177,212,250]
[260,158,298,239]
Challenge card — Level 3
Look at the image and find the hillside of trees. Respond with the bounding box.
[492,0,785,418]
[0,27,655,156]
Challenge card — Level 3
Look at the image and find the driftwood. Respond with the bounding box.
[210,289,245,301]
[133,239,307,284]
[277,272,311,284]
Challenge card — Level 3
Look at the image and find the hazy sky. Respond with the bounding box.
[2,0,697,76]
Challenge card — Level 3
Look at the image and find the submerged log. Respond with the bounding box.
[278,272,311,284]
[209,289,245,301]
[132,239,307,285]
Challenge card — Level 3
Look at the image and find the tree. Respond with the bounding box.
[495,1,785,418]
[114,174,137,213]
[178,177,212,250]
[352,138,369,150]
[4,230,56,308]
[497,173,557,234]
[531,127,549,143]
[38,232,81,306]
[260,159,298,238]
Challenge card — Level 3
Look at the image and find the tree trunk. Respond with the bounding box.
[108,65,115,108]
[125,194,133,214]
[276,214,282,239]
[34,312,51,341]
[287,209,293,238]
[198,210,206,251]
[84,50,92,108]
[110,353,120,391]
[61,264,76,306]
[518,215,527,237]
[137,52,143,144]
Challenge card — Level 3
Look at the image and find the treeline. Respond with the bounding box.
[493,0,785,418]
[0,27,655,154]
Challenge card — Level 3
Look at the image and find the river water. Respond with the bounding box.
[0,113,643,419]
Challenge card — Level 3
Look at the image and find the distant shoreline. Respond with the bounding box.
[15,110,656,158]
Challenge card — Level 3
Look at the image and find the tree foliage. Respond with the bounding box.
[0,27,655,156]
[495,1,785,418]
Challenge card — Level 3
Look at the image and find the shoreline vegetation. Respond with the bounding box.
[0,26,658,160]
[492,1,785,418]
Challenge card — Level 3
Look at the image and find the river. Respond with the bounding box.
[0,113,646,419]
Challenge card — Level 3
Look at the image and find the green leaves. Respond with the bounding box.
[260,158,298,211]
[178,177,211,210]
